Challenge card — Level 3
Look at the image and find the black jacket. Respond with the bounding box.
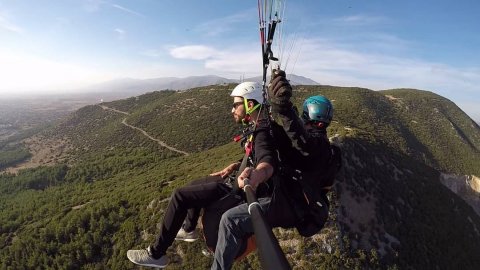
[267,105,333,229]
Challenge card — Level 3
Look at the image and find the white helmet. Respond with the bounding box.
[230,82,264,103]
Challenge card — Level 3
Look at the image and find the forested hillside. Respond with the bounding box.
[1,84,479,269]
[380,88,480,174]
[111,86,241,152]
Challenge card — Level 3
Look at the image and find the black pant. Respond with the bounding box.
[150,175,231,257]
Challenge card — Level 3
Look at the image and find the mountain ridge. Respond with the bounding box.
[77,74,320,101]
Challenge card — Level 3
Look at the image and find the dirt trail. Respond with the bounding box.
[0,105,189,174]
[99,105,130,115]
[99,105,189,156]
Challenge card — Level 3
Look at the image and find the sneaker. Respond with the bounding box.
[202,248,213,257]
[175,228,199,242]
[127,246,168,268]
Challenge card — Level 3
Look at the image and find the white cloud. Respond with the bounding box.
[114,28,126,40]
[111,4,144,17]
[205,49,259,74]
[333,15,387,25]
[81,0,105,13]
[164,37,480,120]
[169,45,219,60]
[281,37,480,121]
[166,38,480,94]
[168,43,261,76]
[0,14,23,33]
[195,9,255,36]
[284,38,479,93]
[81,1,144,17]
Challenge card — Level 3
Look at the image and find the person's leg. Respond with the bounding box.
[150,179,229,258]
[201,193,244,250]
[183,208,201,232]
[211,198,272,270]
[183,176,226,232]
[211,202,252,270]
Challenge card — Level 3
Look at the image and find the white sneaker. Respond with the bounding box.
[127,246,168,268]
[175,228,199,242]
[202,248,213,257]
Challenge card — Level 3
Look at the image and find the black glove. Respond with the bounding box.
[268,69,292,109]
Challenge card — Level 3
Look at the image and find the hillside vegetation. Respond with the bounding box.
[106,86,240,153]
[381,88,480,174]
[1,84,479,269]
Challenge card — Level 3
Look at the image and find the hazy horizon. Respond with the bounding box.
[1,0,479,121]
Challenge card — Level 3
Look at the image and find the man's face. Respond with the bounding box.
[231,97,245,123]
[304,122,314,131]
[304,121,325,131]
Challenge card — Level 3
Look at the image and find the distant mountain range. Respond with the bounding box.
[80,74,319,101]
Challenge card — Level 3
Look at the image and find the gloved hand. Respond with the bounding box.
[268,69,292,109]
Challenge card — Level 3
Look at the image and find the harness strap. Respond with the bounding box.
[232,133,255,195]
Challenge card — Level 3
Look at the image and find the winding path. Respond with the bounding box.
[99,105,189,156]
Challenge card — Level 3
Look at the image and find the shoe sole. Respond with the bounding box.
[133,263,167,268]
[175,237,198,242]
[202,249,213,257]
[127,258,167,268]
[127,253,167,268]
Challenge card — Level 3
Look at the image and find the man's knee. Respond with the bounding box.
[171,187,188,205]
[219,211,234,229]
[219,208,250,237]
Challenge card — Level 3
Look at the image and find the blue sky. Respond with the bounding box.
[0,0,479,121]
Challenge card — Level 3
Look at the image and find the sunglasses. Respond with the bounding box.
[232,101,244,109]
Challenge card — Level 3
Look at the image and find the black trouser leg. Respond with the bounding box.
[182,176,226,232]
[150,176,228,257]
[183,208,201,232]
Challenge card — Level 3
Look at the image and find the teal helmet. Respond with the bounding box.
[302,95,334,126]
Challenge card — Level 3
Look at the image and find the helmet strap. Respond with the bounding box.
[244,99,261,115]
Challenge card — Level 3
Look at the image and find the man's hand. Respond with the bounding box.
[210,162,240,178]
[237,167,254,190]
[268,69,292,107]
[237,163,273,190]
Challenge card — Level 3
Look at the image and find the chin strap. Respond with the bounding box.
[244,98,261,115]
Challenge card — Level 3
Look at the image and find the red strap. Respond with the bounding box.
[245,141,253,156]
